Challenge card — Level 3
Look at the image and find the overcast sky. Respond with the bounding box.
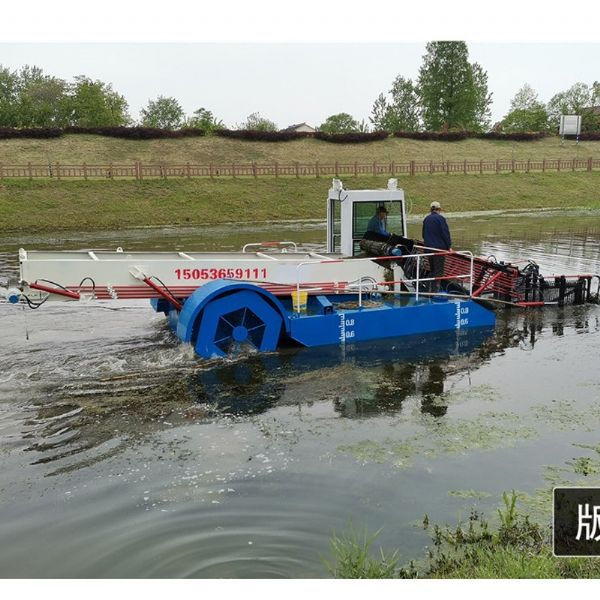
[1,1,600,129]
[2,43,599,129]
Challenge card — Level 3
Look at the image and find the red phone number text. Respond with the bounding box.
[175,267,268,280]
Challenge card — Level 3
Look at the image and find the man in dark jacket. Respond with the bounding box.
[422,201,452,291]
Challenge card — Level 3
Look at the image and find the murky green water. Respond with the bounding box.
[0,209,599,577]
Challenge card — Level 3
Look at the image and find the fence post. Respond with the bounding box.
[446,160,450,175]
[479,159,483,175]
[390,161,395,176]
[275,161,279,179]
[495,159,499,174]
[138,161,143,181]
[572,157,575,172]
[542,158,546,173]
[335,161,339,177]
[526,159,530,174]
[28,162,33,181]
[463,159,467,175]
[557,159,561,172]
[253,161,257,179]
[295,162,299,178]
[186,162,191,179]
[410,160,415,176]
[588,157,593,172]
[373,161,377,176]
[209,163,214,180]
[511,158,515,173]
[316,161,319,178]
[0,162,3,181]
[56,162,60,181]
[83,162,88,181]
[354,161,358,177]
[430,160,433,175]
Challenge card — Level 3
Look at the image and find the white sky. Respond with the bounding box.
[1,1,599,129]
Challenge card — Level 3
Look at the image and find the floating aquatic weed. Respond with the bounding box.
[529,399,600,432]
[568,456,600,476]
[337,412,538,470]
[448,490,494,500]
[420,415,538,456]
[572,442,600,454]
[337,440,392,466]
[443,384,501,405]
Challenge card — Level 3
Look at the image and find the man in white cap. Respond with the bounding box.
[422,201,452,291]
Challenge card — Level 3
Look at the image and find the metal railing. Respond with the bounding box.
[242,241,298,253]
[293,250,475,313]
[1,157,599,180]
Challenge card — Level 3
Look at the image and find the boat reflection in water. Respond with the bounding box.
[21,305,599,476]
[194,326,497,418]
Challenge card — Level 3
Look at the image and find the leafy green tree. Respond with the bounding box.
[319,112,360,134]
[370,76,420,132]
[140,95,184,129]
[547,82,600,132]
[370,93,389,131]
[68,76,129,127]
[18,69,70,127]
[501,84,550,132]
[417,41,492,131]
[185,107,224,133]
[471,63,492,131]
[240,112,277,131]
[0,65,20,127]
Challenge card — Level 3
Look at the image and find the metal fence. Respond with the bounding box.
[1,157,599,180]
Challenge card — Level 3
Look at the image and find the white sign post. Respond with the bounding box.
[560,115,582,144]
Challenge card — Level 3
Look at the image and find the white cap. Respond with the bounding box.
[430,201,442,209]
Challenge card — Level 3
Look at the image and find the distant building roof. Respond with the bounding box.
[281,122,316,133]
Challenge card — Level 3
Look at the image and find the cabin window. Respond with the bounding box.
[329,199,341,253]
[352,201,404,243]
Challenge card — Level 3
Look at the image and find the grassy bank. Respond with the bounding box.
[1,172,600,233]
[327,492,600,579]
[1,134,599,165]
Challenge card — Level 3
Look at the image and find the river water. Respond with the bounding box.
[0,209,599,578]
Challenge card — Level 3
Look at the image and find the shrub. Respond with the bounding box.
[393,130,548,142]
[0,127,63,139]
[215,129,310,142]
[577,132,600,141]
[393,131,469,141]
[314,131,389,143]
[64,126,204,139]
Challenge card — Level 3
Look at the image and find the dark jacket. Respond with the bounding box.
[422,211,452,250]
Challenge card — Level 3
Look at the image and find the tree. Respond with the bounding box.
[140,96,184,129]
[240,112,277,131]
[547,82,600,132]
[370,76,420,132]
[0,65,20,127]
[501,84,550,132]
[68,76,129,127]
[319,112,360,134]
[370,93,389,131]
[471,63,492,131]
[17,67,70,127]
[417,41,492,131]
[185,107,224,133]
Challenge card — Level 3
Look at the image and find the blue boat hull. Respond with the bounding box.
[152,282,496,358]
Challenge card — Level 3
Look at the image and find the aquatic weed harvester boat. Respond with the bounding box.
[1,179,598,359]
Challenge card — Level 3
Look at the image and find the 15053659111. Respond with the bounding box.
[175,267,268,281]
